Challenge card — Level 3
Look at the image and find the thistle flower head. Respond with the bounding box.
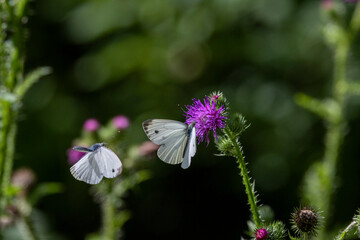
[112,115,130,130]
[139,141,159,158]
[67,148,86,165]
[83,118,100,132]
[11,168,36,196]
[184,96,227,145]
[255,228,269,240]
[291,206,321,236]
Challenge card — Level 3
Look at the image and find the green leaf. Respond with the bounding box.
[15,0,29,18]
[14,67,52,99]
[295,93,341,123]
[28,182,64,206]
[5,184,21,197]
[288,232,301,240]
[350,3,360,38]
[0,87,17,103]
[294,93,328,119]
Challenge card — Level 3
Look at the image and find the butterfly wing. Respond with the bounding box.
[181,125,196,169]
[157,131,188,164]
[70,152,104,184]
[143,119,188,165]
[98,147,123,179]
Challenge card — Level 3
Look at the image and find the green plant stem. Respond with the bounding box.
[337,221,356,240]
[102,182,116,240]
[303,233,309,240]
[17,217,37,240]
[325,42,349,215]
[317,32,349,240]
[0,103,17,210]
[224,126,261,227]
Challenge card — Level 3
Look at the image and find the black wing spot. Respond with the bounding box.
[112,169,115,173]
[155,130,159,134]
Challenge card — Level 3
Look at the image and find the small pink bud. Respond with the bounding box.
[255,228,269,240]
[321,0,333,10]
[139,141,159,158]
[112,115,130,130]
[67,148,86,165]
[83,118,100,132]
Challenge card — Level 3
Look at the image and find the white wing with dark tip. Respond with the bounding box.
[142,119,197,168]
[99,147,123,178]
[142,119,187,145]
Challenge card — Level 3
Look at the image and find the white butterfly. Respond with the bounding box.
[142,119,196,169]
[70,143,122,184]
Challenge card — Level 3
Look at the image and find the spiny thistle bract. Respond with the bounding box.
[209,91,230,111]
[354,209,360,235]
[251,221,287,240]
[215,113,249,157]
[291,206,322,237]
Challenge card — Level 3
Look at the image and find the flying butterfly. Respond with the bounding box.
[142,119,196,169]
[70,143,122,184]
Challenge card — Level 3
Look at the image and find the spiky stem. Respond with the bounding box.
[0,115,17,210]
[102,181,117,240]
[337,221,356,240]
[224,126,261,227]
[17,217,37,240]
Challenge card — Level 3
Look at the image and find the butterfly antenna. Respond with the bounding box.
[178,104,185,112]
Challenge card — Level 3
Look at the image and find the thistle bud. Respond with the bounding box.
[255,228,269,240]
[11,168,36,197]
[291,206,321,236]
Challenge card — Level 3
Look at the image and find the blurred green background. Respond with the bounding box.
[12,0,360,239]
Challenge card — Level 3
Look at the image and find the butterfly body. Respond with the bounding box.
[70,143,122,184]
[142,119,196,169]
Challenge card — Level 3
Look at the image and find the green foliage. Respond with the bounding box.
[2,0,360,239]
[266,221,287,240]
[294,93,341,123]
[0,0,51,217]
[295,2,360,239]
[216,113,249,157]
[15,67,52,100]
[336,209,360,240]
[220,114,261,228]
[209,91,230,111]
[28,182,64,206]
[227,113,251,138]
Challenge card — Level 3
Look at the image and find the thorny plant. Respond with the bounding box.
[1,0,360,240]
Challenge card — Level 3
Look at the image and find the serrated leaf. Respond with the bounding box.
[288,232,301,240]
[15,66,52,99]
[228,113,250,137]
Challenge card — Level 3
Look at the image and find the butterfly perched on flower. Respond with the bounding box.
[142,119,196,169]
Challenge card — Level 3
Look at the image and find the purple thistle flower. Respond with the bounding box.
[67,148,86,165]
[112,115,130,130]
[83,118,100,132]
[184,97,227,145]
[255,228,269,240]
